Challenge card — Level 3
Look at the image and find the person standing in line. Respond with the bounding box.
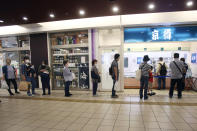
[38,60,51,95]
[111,54,120,98]
[2,58,20,95]
[139,55,151,100]
[180,58,188,91]
[156,57,168,90]
[63,60,73,97]
[21,56,37,96]
[169,53,185,99]
[91,59,100,96]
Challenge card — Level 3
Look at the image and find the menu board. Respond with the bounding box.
[79,67,89,89]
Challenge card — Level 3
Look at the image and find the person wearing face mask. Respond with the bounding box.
[63,60,73,97]
[21,56,37,96]
[2,58,20,95]
[38,60,51,95]
[91,59,100,96]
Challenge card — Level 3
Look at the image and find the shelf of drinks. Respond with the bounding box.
[51,43,89,49]
[53,53,89,57]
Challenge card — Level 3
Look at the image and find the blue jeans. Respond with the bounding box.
[158,77,166,89]
[140,76,149,98]
[64,81,71,96]
[26,77,36,94]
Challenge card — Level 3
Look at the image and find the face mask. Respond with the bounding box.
[25,60,30,63]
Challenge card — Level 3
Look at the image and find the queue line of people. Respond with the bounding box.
[0,52,191,101]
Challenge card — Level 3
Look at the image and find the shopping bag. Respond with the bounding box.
[1,80,9,89]
[135,69,142,81]
[72,73,76,80]
[19,81,29,91]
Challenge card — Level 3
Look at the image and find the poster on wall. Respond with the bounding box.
[79,67,89,89]
[137,57,143,64]
[191,53,197,63]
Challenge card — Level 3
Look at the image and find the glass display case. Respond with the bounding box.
[50,30,90,90]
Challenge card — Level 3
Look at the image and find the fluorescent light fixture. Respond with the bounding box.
[148,3,155,10]
[0,20,4,23]
[112,6,119,12]
[187,1,193,7]
[79,10,85,15]
[49,13,55,18]
[23,17,28,21]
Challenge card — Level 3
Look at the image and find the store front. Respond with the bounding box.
[48,30,91,90]
[0,35,31,80]
[123,25,197,89]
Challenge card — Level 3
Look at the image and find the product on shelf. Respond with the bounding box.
[50,31,89,89]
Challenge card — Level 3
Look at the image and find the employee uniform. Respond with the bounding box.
[2,65,19,95]
[63,66,73,96]
[169,58,185,98]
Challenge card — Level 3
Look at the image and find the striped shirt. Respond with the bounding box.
[139,62,151,77]
[170,58,185,79]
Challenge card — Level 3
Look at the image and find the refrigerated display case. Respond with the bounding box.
[49,30,90,90]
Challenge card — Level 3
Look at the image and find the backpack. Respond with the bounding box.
[159,63,167,76]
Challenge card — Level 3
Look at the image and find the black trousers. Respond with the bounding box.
[93,82,98,95]
[64,81,71,96]
[41,76,50,94]
[6,79,18,94]
[112,79,117,96]
[181,76,186,90]
[169,79,182,97]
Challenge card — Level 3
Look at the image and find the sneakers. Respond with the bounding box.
[27,93,32,96]
[15,91,20,94]
[93,94,98,97]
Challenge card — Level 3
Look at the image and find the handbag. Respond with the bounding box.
[1,80,9,89]
[72,73,76,80]
[136,64,145,81]
[19,81,29,91]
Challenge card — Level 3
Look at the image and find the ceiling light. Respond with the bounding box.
[49,13,55,18]
[187,1,193,7]
[0,20,4,23]
[148,4,155,10]
[112,6,119,13]
[79,10,85,15]
[23,17,28,21]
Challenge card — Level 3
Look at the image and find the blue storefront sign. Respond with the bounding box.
[124,26,197,43]
[191,53,197,63]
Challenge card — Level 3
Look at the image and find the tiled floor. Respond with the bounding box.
[0,89,197,131]
[0,98,197,131]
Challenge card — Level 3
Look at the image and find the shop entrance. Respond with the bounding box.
[98,46,121,91]
[123,42,197,91]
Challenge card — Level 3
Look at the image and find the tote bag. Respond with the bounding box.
[19,81,29,91]
[1,80,9,89]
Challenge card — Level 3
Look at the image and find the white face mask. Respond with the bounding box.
[25,60,30,63]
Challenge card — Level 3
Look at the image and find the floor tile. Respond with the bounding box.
[97,126,113,131]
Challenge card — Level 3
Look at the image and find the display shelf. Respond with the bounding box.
[51,43,88,49]
[53,54,67,56]
[0,46,30,52]
[50,30,90,90]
